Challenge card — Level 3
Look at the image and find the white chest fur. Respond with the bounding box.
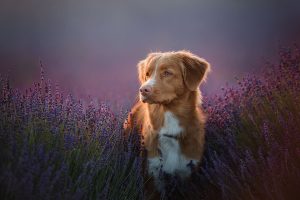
[148,111,199,184]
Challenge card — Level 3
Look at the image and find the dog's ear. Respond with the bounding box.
[137,52,160,83]
[179,51,210,91]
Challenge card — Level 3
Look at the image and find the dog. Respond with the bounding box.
[124,50,210,193]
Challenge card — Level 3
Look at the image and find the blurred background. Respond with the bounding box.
[1,0,300,98]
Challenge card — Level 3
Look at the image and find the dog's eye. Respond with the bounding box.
[163,71,173,77]
[145,72,150,80]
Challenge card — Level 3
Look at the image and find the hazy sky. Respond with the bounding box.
[1,0,300,97]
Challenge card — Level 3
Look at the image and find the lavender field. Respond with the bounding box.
[0,45,300,200]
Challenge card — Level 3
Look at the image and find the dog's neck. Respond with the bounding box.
[146,90,201,130]
[166,90,201,111]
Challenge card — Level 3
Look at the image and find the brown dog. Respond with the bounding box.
[124,50,210,192]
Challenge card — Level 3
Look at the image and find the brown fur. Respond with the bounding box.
[124,50,210,196]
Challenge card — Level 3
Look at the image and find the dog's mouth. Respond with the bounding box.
[140,94,172,105]
[140,94,155,104]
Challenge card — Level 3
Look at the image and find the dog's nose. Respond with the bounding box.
[139,85,152,95]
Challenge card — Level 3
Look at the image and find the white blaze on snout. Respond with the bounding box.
[141,55,161,89]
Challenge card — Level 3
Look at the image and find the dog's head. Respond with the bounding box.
[137,51,210,104]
